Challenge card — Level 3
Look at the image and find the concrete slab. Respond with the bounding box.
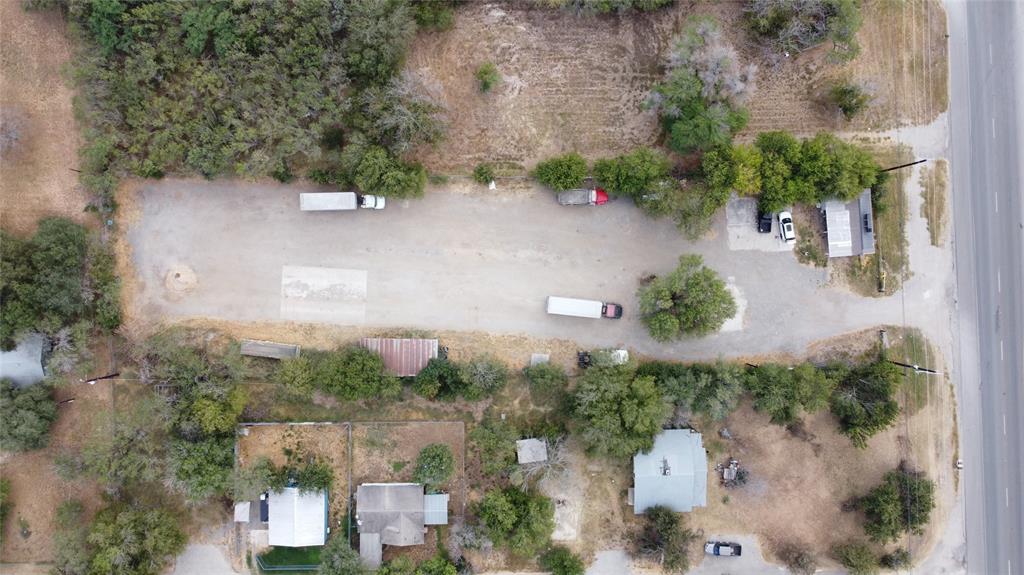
[171,544,243,575]
[0,333,45,387]
[280,265,367,324]
[725,196,793,252]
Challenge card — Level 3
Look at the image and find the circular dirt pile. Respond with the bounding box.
[165,265,197,294]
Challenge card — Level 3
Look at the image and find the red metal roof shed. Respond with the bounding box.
[360,338,439,377]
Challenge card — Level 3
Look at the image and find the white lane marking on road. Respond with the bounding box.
[989,43,994,65]
[998,270,1002,292]
[1006,413,1009,436]
[995,190,1000,213]
[1006,487,1010,508]
[1000,340,1004,361]
[992,117,997,138]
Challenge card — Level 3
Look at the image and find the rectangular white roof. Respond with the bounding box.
[824,200,854,257]
[516,438,549,464]
[424,493,449,525]
[633,429,708,514]
[268,487,327,547]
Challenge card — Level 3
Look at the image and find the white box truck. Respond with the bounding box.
[546,296,623,319]
[299,192,385,211]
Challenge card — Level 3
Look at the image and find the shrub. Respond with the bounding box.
[476,62,500,93]
[745,0,863,61]
[413,358,465,400]
[830,80,872,120]
[744,362,836,424]
[593,147,671,198]
[354,146,428,198]
[169,437,234,502]
[477,487,554,556]
[86,506,186,575]
[523,361,569,405]
[343,0,418,85]
[273,356,316,398]
[413,443,454,492]
[861,466,935,543]
[231,457,279,501]
[540,546,585,575]
[880,548,911,569]
[351,70,449,155]
[639,360,745,420]
[413,0,457,31]
[319,533,371,575]
[533,153,588,191]
[473,163,495,184]
[469,417,520,477]
[572,365,671,458]
[779,544,818,575]
[637,505,697,572]
[459,355,509,400]
[295,459,333,492]
[53,500,90,575]
[832,542,879,575]
[0,478,10,527]
[0,379,58,452]
[311,347,401,401]
[637,254,737,340]
[829,360,902,447]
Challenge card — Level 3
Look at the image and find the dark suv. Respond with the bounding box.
[757,210,772,233]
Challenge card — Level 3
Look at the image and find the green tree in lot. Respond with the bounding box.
[169,437,234,502]
[637,254,737,340]
[86,506,186,575]
[829,360,902,447]
[413,443,454,492]
[637,505,697,572]
[830,80,872,120]
[53,500,90,575]
[593,147,671,199]
[231,457,279,501]
[861,466,936,543]
[469,416,521,477]
[745,0,863,61]
[0,478,10,528]
[0,379,58,452]
[273,355,316,398]
[319,534,371,575]
[638,360,745,420]
[353,146,428,198]
[540,546,585,575]
[310,346,401,401]
[477,487,554,556]
[572,364,671,458]
[413,358,465,400]
[523,361,569,405]
[412,0,457,31]
[533,152,588,191]
[76,398,169,491]
[349,71,448,155]
[459,355,509,400]
[343,0,418,86]
[831,542,879,575]
[744,362,836,424]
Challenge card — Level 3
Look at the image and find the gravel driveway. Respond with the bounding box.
[127,179,919,360]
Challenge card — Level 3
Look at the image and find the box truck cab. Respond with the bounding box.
[299,192,385,211]
[546,296,623,319]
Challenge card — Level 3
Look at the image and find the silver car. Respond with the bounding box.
[778,211,796,244]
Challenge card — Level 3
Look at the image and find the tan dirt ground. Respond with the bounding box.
[406,0,947,173]
[350,421,466,565]
[919,159,948,247]
[0,1,88,235]
[236,423,350,529]
[0,375,110,563]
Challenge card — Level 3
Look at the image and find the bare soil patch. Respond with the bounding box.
[919,159,948,247]
[236,423,350,528]
[0,2,89,235]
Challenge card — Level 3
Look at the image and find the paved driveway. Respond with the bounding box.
[128,179,911,360]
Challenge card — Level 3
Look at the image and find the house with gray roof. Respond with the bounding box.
[355,483,449,568]
[632,429,708,514]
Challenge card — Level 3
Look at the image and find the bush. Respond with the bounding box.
[169,437,234,502]
[295,459,333,492]
[319,533,371,575]
[638,360,744,420]
[523,362,569,405]
[311,346,401,402]
[832,542,879,575]
[354,146,428,198]
[459,355,509,400]
[861,466,935,543]
[0,478,10,527]
[86,506,186,575]
[476,62,500,93]
[343,0,418,86]
[638,254,737,340]
[745,0,862,61]
[473,163,495,184]
[637,505,697,572]
[0,379,58,451]
[779,544,818,575]
[880,548,911,569]
[540,546,585,575]
[744,362,836,424]
[593,147,671,198]
[572,365,671,458]
[231,457,279,502]
[829,360,902,447]
[413,443,454,492]
[350,71,449,155]
[413,358,465,400]
[53,500,90,575]
[273,356,316,399]
[533,153,588,191]
[413,0,457,31]
[469,417,521,477]
[477,487,554,556]
[830,80,872,120]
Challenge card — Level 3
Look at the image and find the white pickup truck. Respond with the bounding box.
[299,192,385,211]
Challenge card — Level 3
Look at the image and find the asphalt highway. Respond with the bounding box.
[947,2,1024,574]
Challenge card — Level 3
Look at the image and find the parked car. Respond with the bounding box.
[778,211,796,244]
[704,541,742,557]
[757,210,773,233]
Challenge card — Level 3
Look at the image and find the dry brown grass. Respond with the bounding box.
[919,159,948,247]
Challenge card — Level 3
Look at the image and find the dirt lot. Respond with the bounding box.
[407,0,947,172]
[236,423,350,527]
[0,378,109,563]
[0,1,89,235]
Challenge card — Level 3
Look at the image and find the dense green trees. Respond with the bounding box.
[169,437,234,503]
[744,362,836,424]
[0,379,58,451]
[745,0,863,61]
[413,356,510,401]
[832,542,878,575]
[52,500,91,575]
[413,443,454,492]
[477,487,554,555]
[523,361,569,405]
[637,254,737,340]
[861,466,935,543]
[1,219,119,349]
[469,416,521,477]
[540,547,585,575]
[637,360,745,420]
[648,17,754,154]
[571,364,671,458]
[533,153,588,191]
[86,506,186,575]
[637,505,697,572]
[308,346,401,401]
[319,535,371,575]
[829,359,902,447]
[593,147,672,198]
[830,80,872,120]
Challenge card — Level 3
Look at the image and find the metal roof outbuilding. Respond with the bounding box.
[360,338,439,377]
[632,429,708,514]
